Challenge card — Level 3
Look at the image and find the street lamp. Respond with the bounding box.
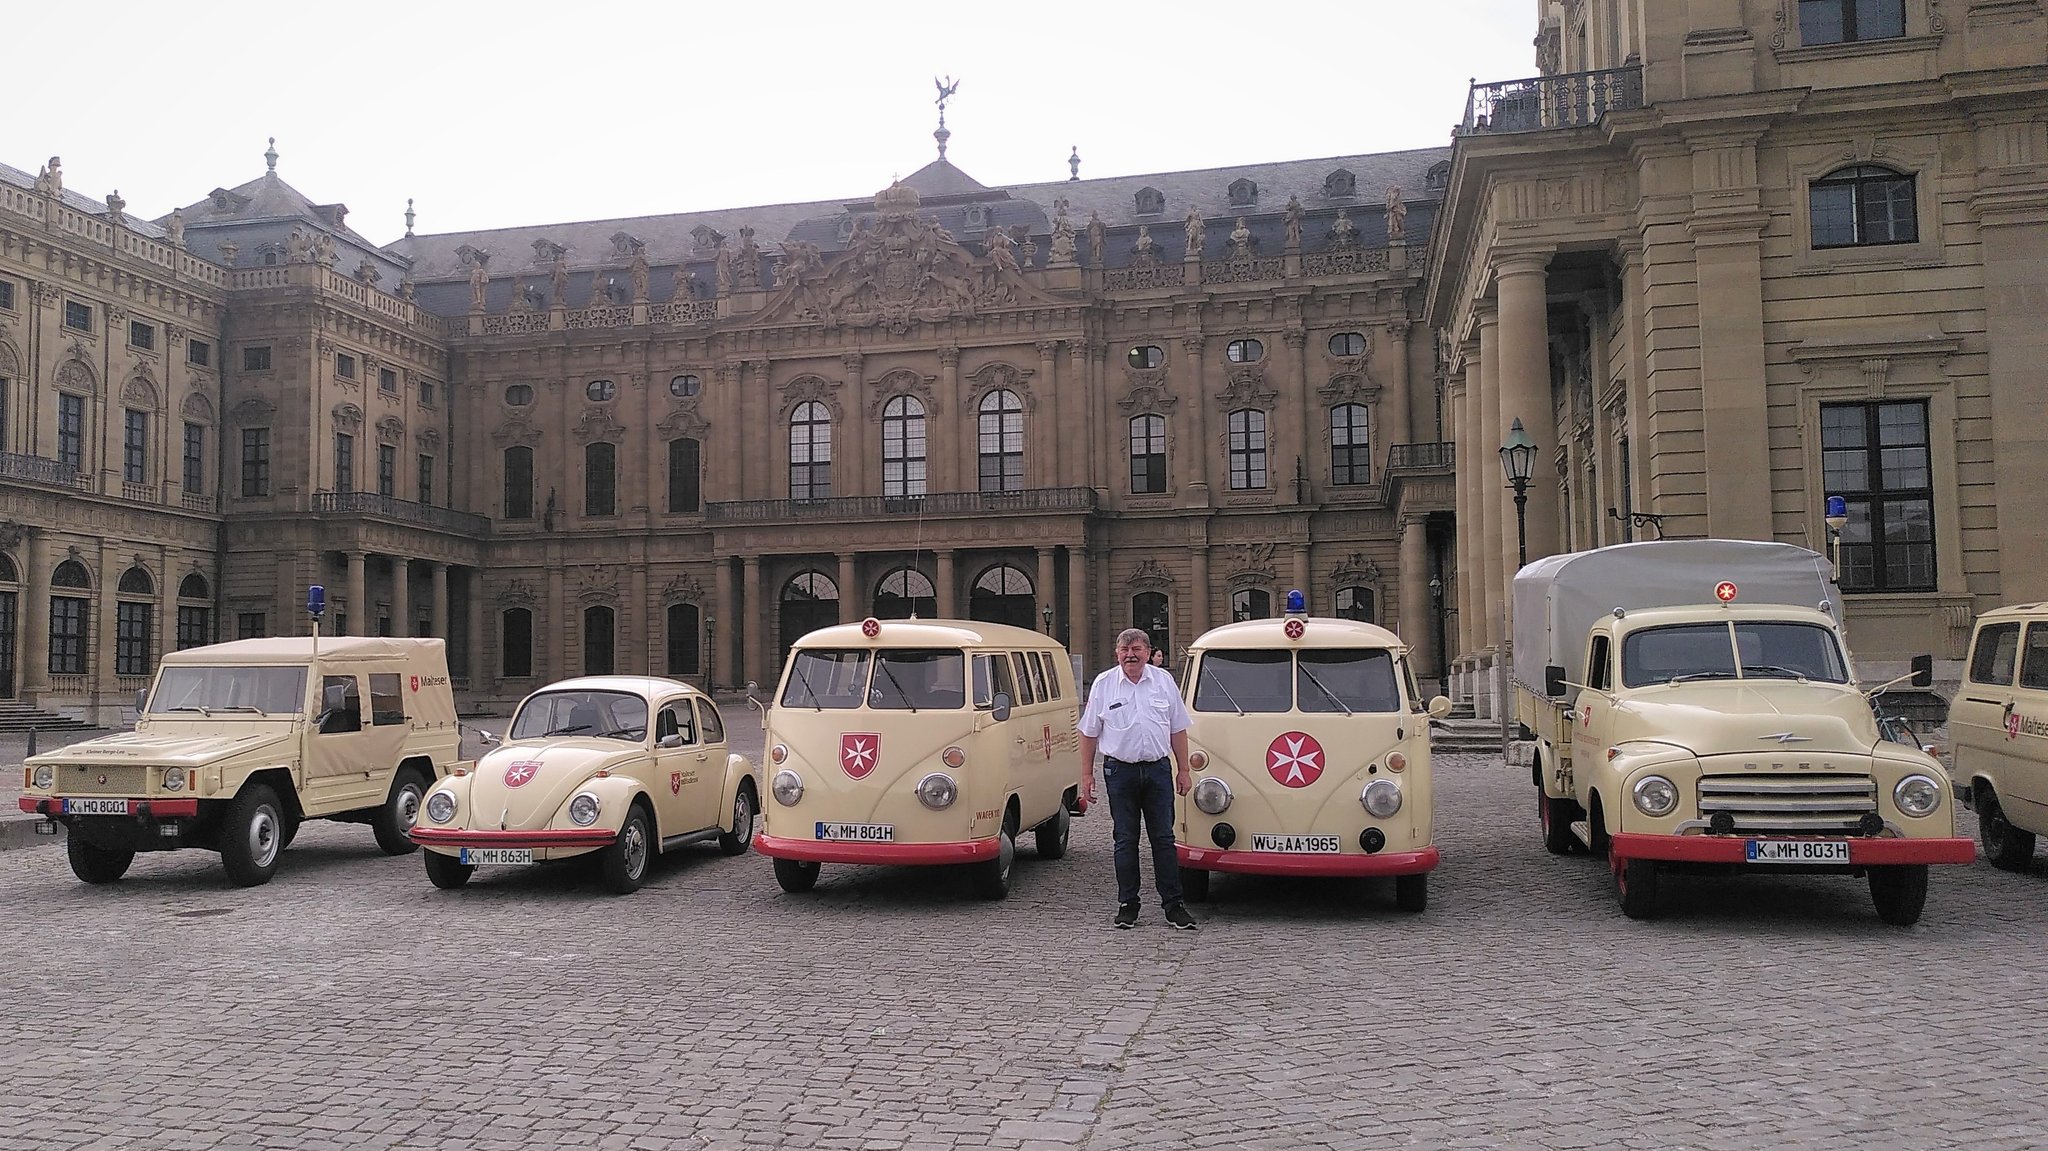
[1041,603,1053,635]
[1824,495,1848,580]
[1499,417,1537,569]
[704,611,716,689]
[1428,572,1447,698]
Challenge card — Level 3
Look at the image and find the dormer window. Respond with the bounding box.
[964,204,989,231]
[212,192,230,211]
[1227,178,1258,208]
[1324,169,1357,198]
[1134,187,1165,216]
[690,224,725,253]
[1425,161,1451,192]
[837,214,858,240]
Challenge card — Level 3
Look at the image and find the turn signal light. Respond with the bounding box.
[942,746,966,768]
[1385,752,1408,773]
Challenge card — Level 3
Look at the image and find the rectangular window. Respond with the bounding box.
[1,381,9,448]
[187,339,211,367]
[176,605,211,650]
[1969,622,2021,686]
[129,321,155,350]
[183,422,205,493]
[418,455,434,505]
[237,612,267,640]
[64,301,93,333]
[58,394,85,470]
[242,345,272,372]
[585,443,616,515]
[1811,168,1917,249]
[116,601,152,676]
[1821,401,1934,592]
[0,279,14,311]
[1228,409,1268,490]
[1799,0,1904,45]
[123,409,149,484]
[377,443,396,497]
[1129,415,1167,494]
[335,353,357,380]
[241,428,271,496]
[1330,405,1370,486]
[504,448,533,519]
[50,597,89,675]
[419,379,437,407]
[335,433,355,493]
[669,438,701,513]
[369,672,406,726]
[379,367,398,393]
[2021,625,2048,693]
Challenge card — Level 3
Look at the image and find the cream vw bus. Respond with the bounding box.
[754,618,1081,900]
[1951,602,2048,871]
[1175,596,1450,911]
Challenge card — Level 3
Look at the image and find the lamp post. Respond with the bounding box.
[1041,603,1053,635]
[1499,417,1537,569]
[1428,571,1446,698]
[1824,495,1848,580]
[704,611,716,690]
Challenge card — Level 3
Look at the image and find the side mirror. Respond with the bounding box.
[991,691,1012,723]
[1910,653,1933,689]
[135,688,149,712]
[476,728,500,747]
[1427,695,1451,719]
[658,734,685,749]
[1544,665,1567,698]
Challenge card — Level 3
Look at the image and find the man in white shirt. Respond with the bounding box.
[1079,628,1196,930]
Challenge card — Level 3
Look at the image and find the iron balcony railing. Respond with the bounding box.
[312,490,491,536]
[0,451,82,487]
[707,487,1097,524]
[1386,442,1454,471]
[1462,65,1644,134]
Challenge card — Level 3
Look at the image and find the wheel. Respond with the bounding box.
[1869,864,1930,926]
[718,786,756,857]
[66,836,134,885]
[1394,872,1428,913]
[371,767,430,855]
[220,784,286,887]
[422,849,474,890]
[1181,866,1211,902]
[1978,787,2037,872]
[598,804,653,895]
[1614,855,1659,920]
[1033,807,1071,860]
[773,856,821,893]
[1539,789,1579,855]
[970,821,1017,901]
[278,816,300,852]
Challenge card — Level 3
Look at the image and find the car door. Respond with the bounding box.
[1952,622,2020,802]
[696,698,730,831]
[649,697,703,838]
[2010,624,2048,810]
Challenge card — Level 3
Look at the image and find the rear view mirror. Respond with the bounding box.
[1910,654,1933,689]
[992,691,1012,723]
[1544,665,1567,698]
[135,688,149,712]
[658,734,685,749]
[1427,695,1451,719]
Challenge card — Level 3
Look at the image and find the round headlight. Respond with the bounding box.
[568,793,601,826]
[1385,751,1408,774]
[32,766,53,791]
[942,745,966,769]
[1192,777,1232,815]
[770,744,788,765]
[1362,778,1403,818]
[425,791,456,824]
[916,773,958,810]
[162,766,187,792]
[1894,774,1941,817]
[772,769,805,807]
[1633,774,1679,817]
[1189,750,1209,771]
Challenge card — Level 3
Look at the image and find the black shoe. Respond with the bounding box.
[1113,902,1139,929]
[1163,902,1198,931]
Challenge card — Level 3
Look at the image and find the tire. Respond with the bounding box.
[1181,866,1211,902]
[220,784,286,887]
[774,856,821,893]
[718,786,756,857]
[422,849,474,890]
[1614,855,1659,920]
[1033,807,1071,860]
[1978,787,2037,872]
[970,821,1017,901]
[66,835,134,885]
[599,804,653,895]
[1394,872,1428,913]
[1539,790,1578,856]
[1870,864,1930,927]
[278,816,300,852]
[372,767,430,856]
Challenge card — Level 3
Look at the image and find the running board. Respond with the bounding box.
[661,827,724,852]
[1569,819,1594,848]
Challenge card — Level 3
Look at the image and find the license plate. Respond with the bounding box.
[815,822,894,843]
[1746,839,1850,863]
[1251,834,1342,853]
[459,848,534,865]
[61,798,131,815]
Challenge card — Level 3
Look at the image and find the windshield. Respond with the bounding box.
[781,649,872,709]
[1297,649,1403,713]
[147,665,307,715]
[781,648,967,710]
[1622,622,1850,688]
[508,690,649,741]
[869,649,967,710]
[1194,650,1292,713]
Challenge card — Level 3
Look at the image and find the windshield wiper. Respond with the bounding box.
[875,661,918,713]
[1200,670,1246,716]
[1666,670,1738,684]
[214,705,264,713]
[1297,664,1353,716]
[790,661,823,711]
[1741,664,1811,681]
[169,705,212,716]
[544,723,591,736]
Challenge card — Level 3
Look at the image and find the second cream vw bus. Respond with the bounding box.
[754,618,1081,899]
[1176,599,1450,910]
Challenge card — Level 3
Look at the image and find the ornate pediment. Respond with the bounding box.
[417,427,442,453]
[662,573,706,604]
[490,412,542,447]
[55,358,97,394]
[1127,558,1174,591]
[657,404,709,439]
[1116,380,1178,416]
[572,406,626,443]
[1330,552,1383,587]
[1226,542,1279,590]
[229,396,275,424]
[375,415,405,443]
[121,368,159,408]
[1318,372,1381,406]
[180,392,216,423]
[499,578,537,608]
[777,374,844,422]
[330,402,364,435]
[573,565,620,604]
[1217,364,1278,409]
[870,367,939,419]
[964,361,1035,410]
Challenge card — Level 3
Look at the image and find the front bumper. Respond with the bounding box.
[409,826,618,850]
[1178,844,1439,877]
[19,796,200,818]
[753,832,1000,866]
[1609,832,1977,867]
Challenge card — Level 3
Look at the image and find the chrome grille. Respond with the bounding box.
[55,765,147,795]
[1696,774,1876,835]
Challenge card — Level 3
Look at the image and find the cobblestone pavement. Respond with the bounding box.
[2,727,2045,1150]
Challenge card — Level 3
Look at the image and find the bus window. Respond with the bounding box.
[782,649,872,709]
[869,648,967,710]
[1011,652,1038,705]
[1297,648,1402,713]
[1194,650,1291,713]
[973,652,1017,711]
[1026,651,1051,703]
[1041,652,1063,700]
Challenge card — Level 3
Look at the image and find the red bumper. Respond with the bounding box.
[1178,844,1439,877]
[409,826,617,849]
[18,797,200,817]
[753,832,1000,866]
[1609,832,1977,866]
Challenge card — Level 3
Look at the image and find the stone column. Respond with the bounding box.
[1180,335,1210,503]
[466,569,484,689]
[1975,117,2048,601]
[936,549,956,619]
[1187,545,1210,648]
[1449,368,1476,662]
[714,558,736,690]
[430,563,449,639]
[1693,212,1773,541]
[1378,321,1414,454]
[1286,329,1313,504]
[1087,341,1111,499]
[1495,252,1560,578]
[745,361,773,498]
[712,363,742,503]
[346,550,367,637]
[95,541,119,700]
[1034,341,1061,486]
[1066,544,1087,653]
[547,552,566,679]
[838,553,858,624]
[840,351,866,496]
[936,347,960,493]
[391,559,411,637]
[277,554,298,637]
[1292,544,1311,608]
[1037,547,1056,633]
[1399,515,1428,667]
[21,531,49,697]
[742,555,762,689]
[628,554,648,675]
[1477,312,1506,656]
[1066,342,1091,493]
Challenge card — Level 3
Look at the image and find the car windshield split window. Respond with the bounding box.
[781,649,873,709]
[1622,622,1849,687]
[148,665,307,715]
[1194,650,1293,713]
[1193,649,1403,713]
[509,690,649,740]
[869,649,966,710]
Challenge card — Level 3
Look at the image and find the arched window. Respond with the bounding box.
[977,389,1024,493]
[789,401,832,501]
[1130,414,1167,494]
[1132,591,1169,657]
[118,566,154,596]
[583,605,614,675]
[49,560,91,677]
[1331,404,1370,486]
[1228,409,1268,490]
[780,571,840,663]
[875,567,936,620]
[668,438,701,513]
[177,573,212,651]
[1231,589,1272,622]
[116,569,153,677]
[178,573,208,599]
[584,442,616,516]
[52,560,89,588]
[969,564,1035,628]
[881,396,926,498]
[666,602,700,675]
[1336,586,1375,623]
[501,608,533,678]
[503,446,533,520]
[1811,165,1916,249]
[0,554,17,582]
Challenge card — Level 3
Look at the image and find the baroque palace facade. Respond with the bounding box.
[3,0,2045,724]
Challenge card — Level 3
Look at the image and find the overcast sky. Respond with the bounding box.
[2,0,1538,246]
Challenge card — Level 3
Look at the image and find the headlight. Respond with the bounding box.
[32,765,54,790]
[425,792,456,824]
[916,773,958,810]
[568,793,601,826]
[1894,774,1941,817]
[1192,777,1232,815]
[1362,778,1402,818]
[1633,775,1679,817]
[162,767,187,792]
[772,769,804,806]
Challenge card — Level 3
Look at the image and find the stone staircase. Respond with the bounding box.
[0,698,98,734]
[1429,699,1505,756]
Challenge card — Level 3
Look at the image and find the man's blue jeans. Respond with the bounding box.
[1104,757,1182,907]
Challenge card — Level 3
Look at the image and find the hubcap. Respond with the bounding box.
[396,785,422,829]
[249,806,279,867]
[735,795,752,838]
[623,820,648,878]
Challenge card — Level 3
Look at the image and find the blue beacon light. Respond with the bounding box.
[306,584,326,618]
[1285,589,1307,615]
[1825,495,1847,520]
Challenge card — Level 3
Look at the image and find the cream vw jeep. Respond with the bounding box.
[19,637,466,887]
[410,676,758,894]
